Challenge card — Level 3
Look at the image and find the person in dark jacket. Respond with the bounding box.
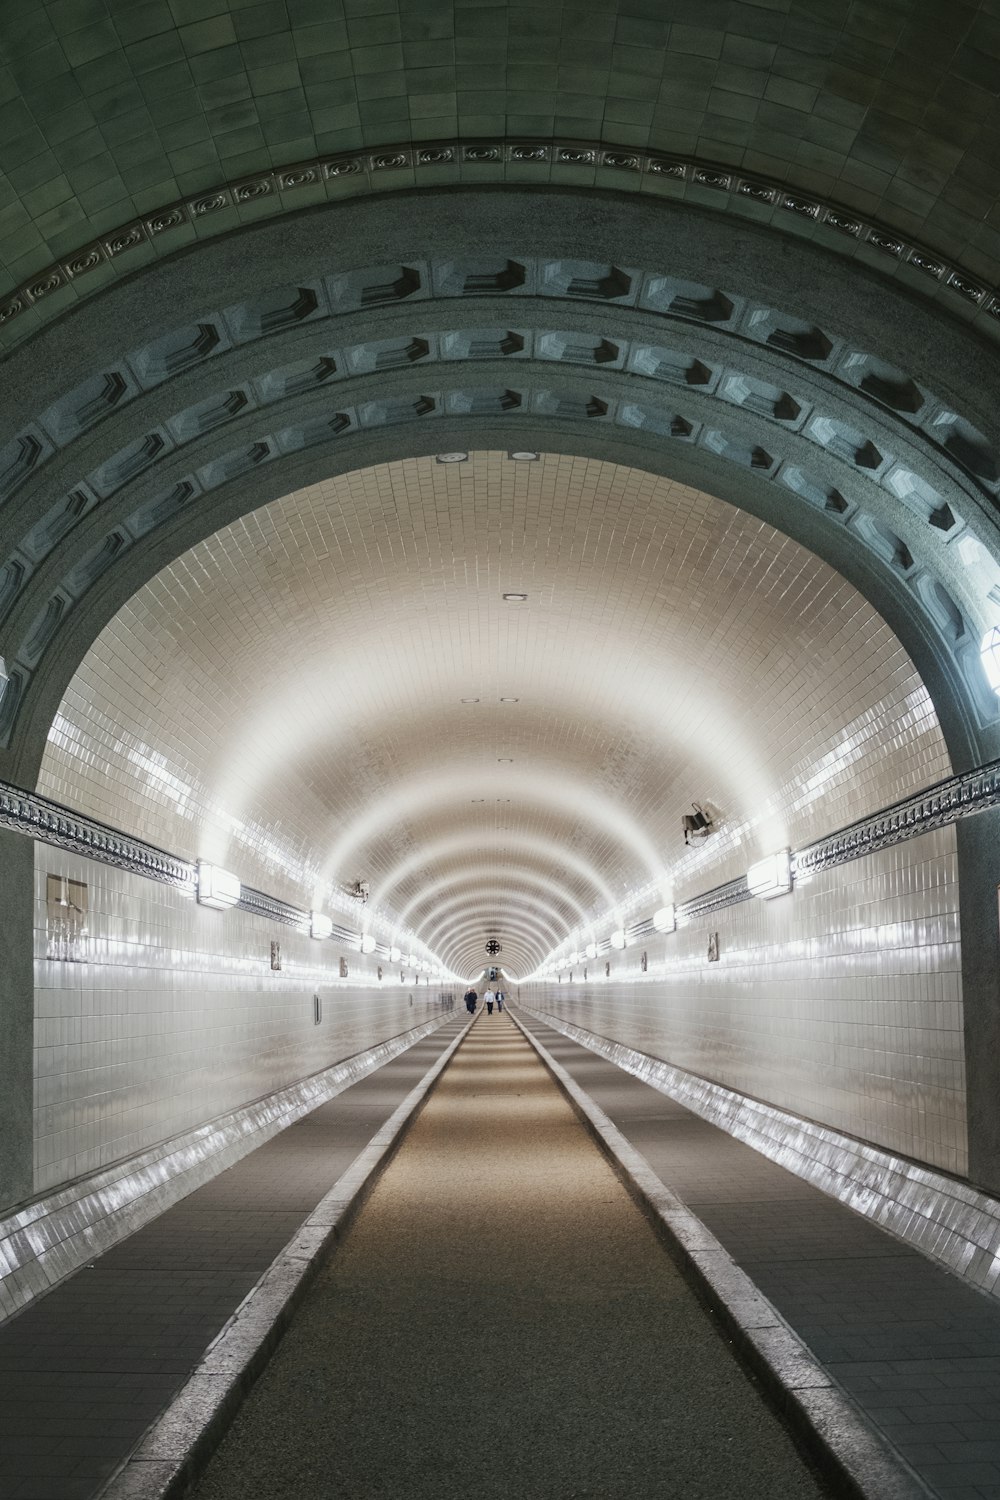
[464,988,478,1014]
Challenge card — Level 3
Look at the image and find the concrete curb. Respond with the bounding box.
[510,1010,934,1500]
[99,1015,474,1500]
[0,1011,458,1326]
[519,1002,1000,1300]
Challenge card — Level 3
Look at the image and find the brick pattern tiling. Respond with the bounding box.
[0,1020,464,1500]
[529,1020,1000,1500]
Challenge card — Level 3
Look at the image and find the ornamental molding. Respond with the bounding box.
[4,754,1000,952]
[0,780,195,889]
[2,136,999,340]
[794,759,1000,874]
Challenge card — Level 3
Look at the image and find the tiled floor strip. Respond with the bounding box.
[0,1015,470,1500]
[513,1010,1000,1500]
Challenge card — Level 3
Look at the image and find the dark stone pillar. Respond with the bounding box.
[959,810,1000,1194]
[0,830,34,1211]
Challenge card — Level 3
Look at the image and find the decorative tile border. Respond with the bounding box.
[795,757,1000,874]
[0,1012,454,1326]
[2,137,998,338]
[519,1006,1000,1301]
[0,779,195,890]
[3,750,1000,956]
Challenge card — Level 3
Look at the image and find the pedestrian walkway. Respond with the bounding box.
[0,1015,467,1500]
[190,1012,832,1500]
[518,1011,1000,1500]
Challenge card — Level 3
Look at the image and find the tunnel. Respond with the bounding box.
[3,3,1000,1497]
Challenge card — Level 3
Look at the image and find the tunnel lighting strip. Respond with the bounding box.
[4,135,1000,341]
[4,753,1000,963]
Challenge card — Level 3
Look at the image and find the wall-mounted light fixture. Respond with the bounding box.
[508,451,539,461]
[682,803,716,844]
[609,928,626,950]
[360,933,377,954]
[652,904,676,933]
[747,849,793,899]
[502,592,528,602]
[436,452,468,463]
[389,945,401,963]
[197,862,241,910]
[311,911,333,939]
[585,942,598,959]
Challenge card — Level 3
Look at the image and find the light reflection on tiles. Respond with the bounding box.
[33,848,443,1195]
[526,828,965,1176]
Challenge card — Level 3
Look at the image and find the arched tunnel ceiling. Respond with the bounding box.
[2,186,999,781]
[38,453,950,978]
[1,3,999,980]
[5,2,1000,346]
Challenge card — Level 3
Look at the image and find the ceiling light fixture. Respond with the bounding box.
[497,757,513,763]
[436,452,468,463]
[502,592,528,602]
[499,697,519,703]
[507,451,540,461]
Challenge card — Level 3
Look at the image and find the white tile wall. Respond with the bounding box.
[33,846,450,1194]
[525,826,965,1175]
[36,453,952,979]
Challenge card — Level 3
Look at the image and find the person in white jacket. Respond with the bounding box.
[484,988,496,1014]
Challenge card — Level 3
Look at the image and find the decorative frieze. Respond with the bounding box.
[5,137,1000,340]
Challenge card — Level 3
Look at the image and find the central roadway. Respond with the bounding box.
[192,1013,832,1499]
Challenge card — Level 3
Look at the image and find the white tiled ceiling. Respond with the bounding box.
[39,451,950,977]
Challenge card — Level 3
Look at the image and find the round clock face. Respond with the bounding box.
[485,938,502,955]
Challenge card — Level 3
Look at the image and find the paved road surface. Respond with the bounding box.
[192,1014,831,1499]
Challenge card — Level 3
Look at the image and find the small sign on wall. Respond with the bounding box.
[313,993,322,1025]
[46,875,88,962]
[707,932,720,962]
[270,941,282,971]
[640,950,648,972]
[339,956,348,978]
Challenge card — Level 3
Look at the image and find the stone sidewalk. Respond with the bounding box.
[0,1016,467,1500]
[519,1012,1000,1500]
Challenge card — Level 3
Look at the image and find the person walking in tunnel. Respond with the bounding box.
[484,986,495,1015]
[464,987,477,1014]
[496,990,505,1013]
